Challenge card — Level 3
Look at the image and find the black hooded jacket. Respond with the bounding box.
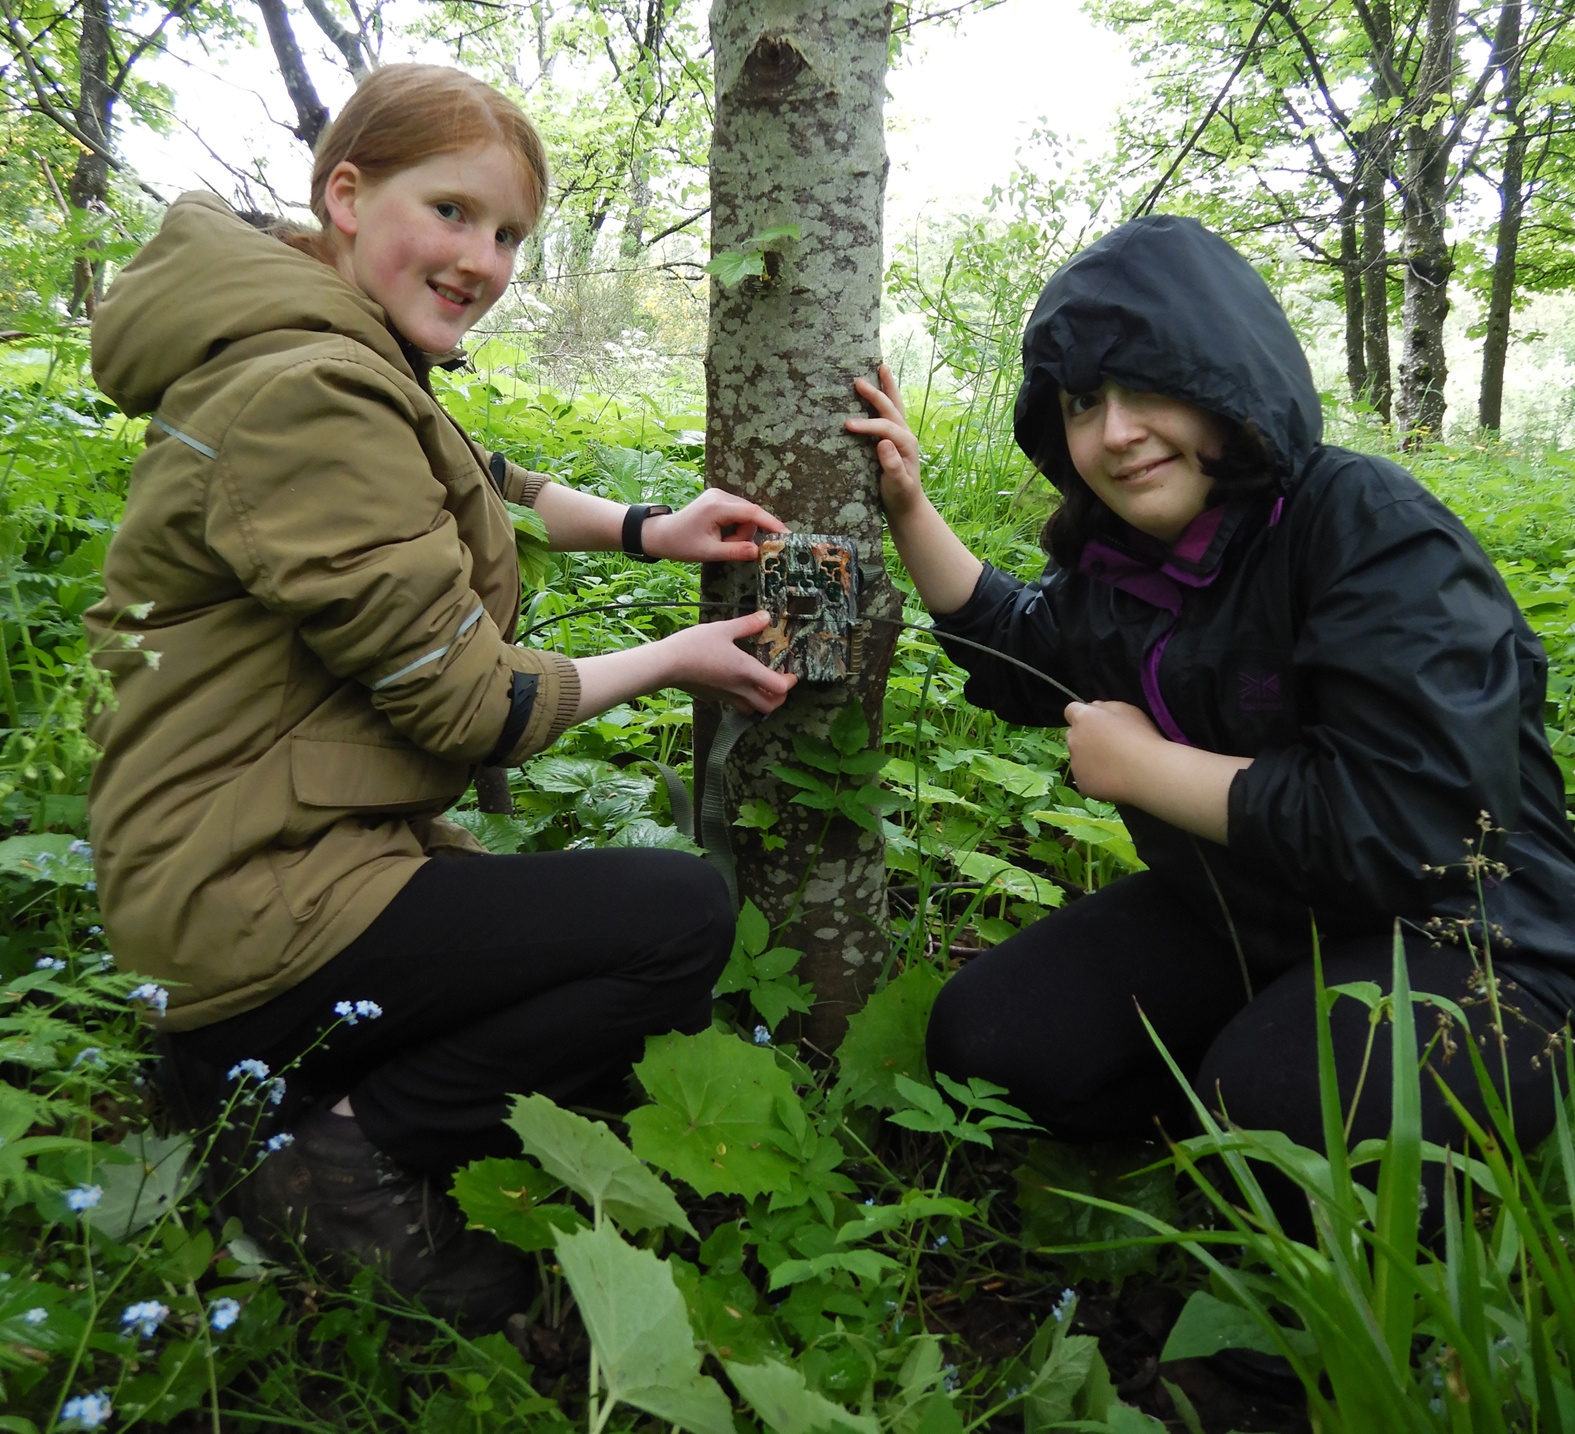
[934,215,1575,1012]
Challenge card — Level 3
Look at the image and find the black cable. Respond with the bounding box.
[517,593,1252,999]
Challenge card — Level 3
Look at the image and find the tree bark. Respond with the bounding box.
[1358,5,1395,425]
[700,0,898,1050]
[1479,0,1525,432]
[1396,0,1459,442]
[257,0,330,149]
[301,0,372,81]
[67,0,113,315]
[1338,186,1367,405]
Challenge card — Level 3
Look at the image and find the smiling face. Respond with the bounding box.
[323,143,533,354]
[1059,382,1225,545]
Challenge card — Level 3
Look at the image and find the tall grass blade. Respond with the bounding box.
[1527,1276,1567,1434]
[1371,923,1423,1370]
[1312,928,1368,1276]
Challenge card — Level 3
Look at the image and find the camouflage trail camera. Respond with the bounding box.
[752,532,860,683]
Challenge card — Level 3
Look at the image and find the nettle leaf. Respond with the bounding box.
[553,1224,736,1434]
[834,962,943,1110]
[829,700,870,757]
[725,1356,879,1434]
[627,1028,803,1199]
[505,1093,693,1235]
[1014,1139,1179,1285]
[451,1156,588,1253]
[791,734,843,773]
[1160,1290,1315,1362]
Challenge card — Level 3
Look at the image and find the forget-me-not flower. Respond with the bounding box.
[264,1132,295,1153]
[333,999,383,1025]
[208,1298,241,1332]
[227,1059,270,1083]
[59,1392,113,1430]
[1052,1288,1077,1324]
[127,983,168,1016]
[119,1300,169,1339]
[71,1047,101,1068]
[66,1185,103,1212]
[22,1306,47,1326]
[752,1025,771,1045]
[35,957,65,972]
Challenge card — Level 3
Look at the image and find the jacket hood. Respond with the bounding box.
[93,192,412,417]
[1013,215,1322,487]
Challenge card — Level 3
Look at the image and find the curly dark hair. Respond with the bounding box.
[1037,413,1279,569]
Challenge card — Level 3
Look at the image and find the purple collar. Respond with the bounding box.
[1078,499,1275,613]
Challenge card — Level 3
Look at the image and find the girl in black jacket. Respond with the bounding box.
[848,216,1575,1218]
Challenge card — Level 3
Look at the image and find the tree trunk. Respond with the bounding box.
[1479,0,1525,432]
[67,0,113,315]
[1338,187,1367,405]
[700,0,898,1050]
[257,0,330,149]
[1396,0,1458,442]
[1359,148,1393,423]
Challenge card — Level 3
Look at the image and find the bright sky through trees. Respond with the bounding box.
[118,0,1137,234]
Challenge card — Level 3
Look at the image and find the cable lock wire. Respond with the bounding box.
[518,596,1253,1000]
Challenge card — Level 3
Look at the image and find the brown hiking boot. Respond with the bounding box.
[246,1101,531,1331]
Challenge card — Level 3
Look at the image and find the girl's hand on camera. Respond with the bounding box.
[847,365,923,518]
[641,488,788,563]
[662,611,797,714]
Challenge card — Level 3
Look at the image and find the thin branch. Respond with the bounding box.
[1134,1,1281,216]
[892,0,1009,35]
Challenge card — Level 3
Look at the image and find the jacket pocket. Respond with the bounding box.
[289,737,468,811]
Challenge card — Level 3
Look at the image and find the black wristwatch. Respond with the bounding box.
[622,503,672,562]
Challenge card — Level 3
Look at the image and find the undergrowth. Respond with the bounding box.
[7,309,1575,1434]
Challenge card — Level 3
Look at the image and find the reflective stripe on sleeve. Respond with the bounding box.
[370,605,486,691]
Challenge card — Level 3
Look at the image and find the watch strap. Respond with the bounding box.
[622,503,672,562]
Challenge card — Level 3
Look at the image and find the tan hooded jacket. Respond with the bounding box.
[85,193,580,1031]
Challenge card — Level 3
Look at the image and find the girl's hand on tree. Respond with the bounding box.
[641,488,788,562]
[847,365,923,517]
[661,610,798,713]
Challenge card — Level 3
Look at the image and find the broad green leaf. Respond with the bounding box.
[1022,1332,1099,1430]
[504,499,549,543]
[628,1028,802,1198]
[725,1356,879,1434]
[829,700,870,756]
[836,1194,975,1244]
[705,250,766,287]
[1160,1290,1315,1362]
[451,1156,589,1252]
[1026,810,1144,870]
[950,849,1067,905]
[883,760,976,807]
[746,224,802,248]
[834,961,942,1110]
[0,834,95,887]
[607,818,704,855]
[505,1093,693,1235]
[737,901,771,958]
[750,976,814,1031]
[554,1224,735,1434]
[87,1131,197,1240]
[967,753,1054,800]
[770,766,835,797]
[766,1247,902,1289]
[792,734,843,773]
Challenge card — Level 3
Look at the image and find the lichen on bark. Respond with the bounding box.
[700,0,897,1048]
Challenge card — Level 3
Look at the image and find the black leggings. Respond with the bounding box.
[926,871,1566,1231]
[168,849,733,1175]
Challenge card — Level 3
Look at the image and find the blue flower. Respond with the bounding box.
[88,925,103,936]
[66,1185,103,1212]
[333,998,383,1025]
[120,1299,168,1339]
[71,1047,101,1068]
[1052,1288,1077,1323]
[68,839,92,858]
[60,1391,113,1430]
[932,1234,948,1249]
[35,956,65,972]
[265,1077,286,1105]
[752,1025,771,1045]
[127,983,168,1016]
[22,1306,47,1326]
[264,1133,295,1153]
[227,1059,270,1083]
[84,881,96,892]
[208,1297,241,1332]
[943,1364,960,1393]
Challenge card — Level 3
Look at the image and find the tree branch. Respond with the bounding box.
[300,0,371,80]
[256,0,329,147]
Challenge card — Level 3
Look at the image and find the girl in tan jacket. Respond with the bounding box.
[87,64,792,1326]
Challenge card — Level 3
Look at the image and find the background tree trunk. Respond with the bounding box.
[1338,187,1367,404]
[1358,56,1395,423]
[699,0,898,1051]
[1396,0,1459,441]
[67,0,112,315]
[1479,0,1525,432]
